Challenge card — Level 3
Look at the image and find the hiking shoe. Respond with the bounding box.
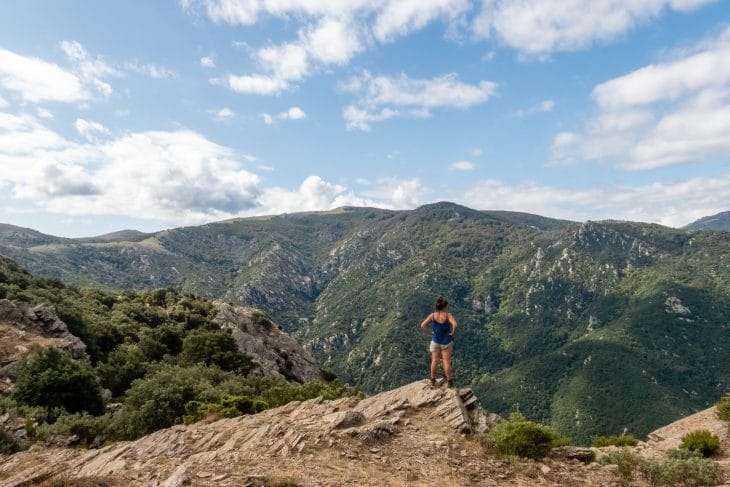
[429,377,436,387]
[447,380,454,389]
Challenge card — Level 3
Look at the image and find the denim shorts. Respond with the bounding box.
[429,341,453,352]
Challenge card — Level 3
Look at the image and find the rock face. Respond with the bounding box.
[212,301,323,383]
[0,380,619,487]
[0,299,87,393]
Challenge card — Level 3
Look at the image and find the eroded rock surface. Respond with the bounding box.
[0,381,620,486]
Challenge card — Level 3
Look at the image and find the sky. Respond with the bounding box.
[0,0,729,237]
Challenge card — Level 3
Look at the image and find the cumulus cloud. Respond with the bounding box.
[0,95,7,108]
[450,160,476,171]
[123,61,177,79]
[280,106,306,120]
[460,174,730,227]
[188,0,475,96]
[473,0,717,56]
[260,113,274,125]
[343,71,496,130]
[210,107,235,121]
[0,47,89,102]
[552,26,730,170]
[200,55,216,68]
[74,118,110,140]
[0,110,426,224]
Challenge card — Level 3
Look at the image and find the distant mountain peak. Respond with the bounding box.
[686,210,730,232]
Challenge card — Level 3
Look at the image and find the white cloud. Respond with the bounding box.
[473,0,717,55]
[516,99,555,117]
[343,106,399,131]
[0,112,261,224]
[280,106,306,120]
[200,55,216,68]
[343,71,496,130]
[36,108,53,119]
[0,95,7,108]
[450,160,476,171]
[224,74,289,95]
[260,113,274,125]
[460,174,730,228]
[124,61,177,79]
[210,107,235,121]
[470,148,483,157]
[257,176,373,215]
[359,177,424,209]
[0,47,89,102]
[304,18,363,65]
[554,26,730,170]
[74,118,110,140]
[372,0,470,43]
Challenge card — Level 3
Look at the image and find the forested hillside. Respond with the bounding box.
[2,203,729,443]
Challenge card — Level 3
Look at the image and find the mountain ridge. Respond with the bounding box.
[1,203,729,443]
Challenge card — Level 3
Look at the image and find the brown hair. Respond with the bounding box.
[435,296,448,311]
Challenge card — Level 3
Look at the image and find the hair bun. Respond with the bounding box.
[435,296,448,310]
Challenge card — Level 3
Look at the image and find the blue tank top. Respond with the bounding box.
[430,314,453,345]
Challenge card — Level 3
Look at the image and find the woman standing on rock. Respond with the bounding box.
[419,296,458,388]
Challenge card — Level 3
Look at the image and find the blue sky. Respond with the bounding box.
[0,0,728,237]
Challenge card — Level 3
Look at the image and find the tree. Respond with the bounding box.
[13,347,103,419]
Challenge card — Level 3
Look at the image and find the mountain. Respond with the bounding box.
[686,211,730,232]
[2,202,730,443]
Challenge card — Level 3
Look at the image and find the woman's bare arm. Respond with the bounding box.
[419,314,433,335]
[448,313,458,336]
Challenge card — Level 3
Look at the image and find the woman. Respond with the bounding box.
[419,296,458,388]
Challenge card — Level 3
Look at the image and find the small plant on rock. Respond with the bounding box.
[680,430,721,458]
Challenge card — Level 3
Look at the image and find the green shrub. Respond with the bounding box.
[716,396,730,422]
[182,395,267,424]
[600,448,642,485]
[680,430,721,458]
[592,434,639,447]
[113,364,246,439]
[0,427,19,455]
[36,412,111,447]
[13,347,104,419]
[96,343,149,396]
[481,413,569,459]
[179,330,254,374]
[639,449,721,487]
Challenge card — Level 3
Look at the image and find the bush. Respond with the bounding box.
[96,343,149,396]
[183,395,268,424]
[13,347,104,419]
[716,396,730,422]
[600,448,642,485]
[179,330,254,374]
[680,430,721,458]
[0,427,19,455]
[592,434,639,447]
[481,413,569,459]
[113,364,247,439]
[36,412,112,447]
[639,449,721,487]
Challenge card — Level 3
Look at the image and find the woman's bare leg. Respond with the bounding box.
[430,350,441,379]
[441,346,453,381]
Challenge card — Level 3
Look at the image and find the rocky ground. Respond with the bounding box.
[1,381,640,487]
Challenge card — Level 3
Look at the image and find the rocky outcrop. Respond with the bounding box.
[212,301,323,383]
[0,300,87,393]
[4,380,617,487]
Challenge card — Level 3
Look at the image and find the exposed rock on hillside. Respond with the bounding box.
[0,299,87,393]
[212,301,323,383]
[0,381,620,486]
